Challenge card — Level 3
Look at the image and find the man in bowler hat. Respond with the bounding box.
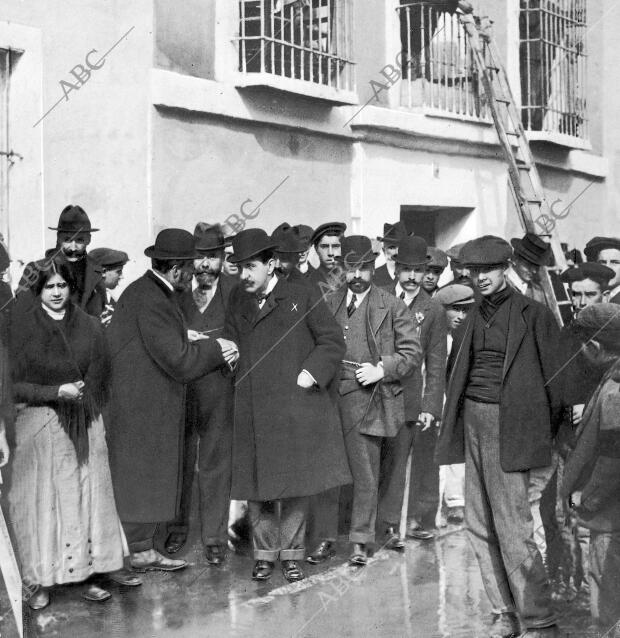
[106,229,238,573]
[163,223,237,565]
[224,228,351,582]
[17,205,107,317]
[373,222,413,287]
[271,223,312,287]
[378,236,447,543]
[436,235,561,638]
[89,247,129,326]
[309,236,420,566]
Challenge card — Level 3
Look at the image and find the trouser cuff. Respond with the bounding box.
[129,538,154,553]
[254,549,279,561]
[280,548,305,561]
[350,532,375,544]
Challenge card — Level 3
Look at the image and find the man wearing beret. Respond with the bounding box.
[309,235,420,566]
[271,223,312,288]
[506,233,553,306]
[223,228,351,582]
[17,205,107,318]
[437,235,561,638]
[378,236,447,543]
[373,222,412,287]
[163,223,237,565]
[422,246,449,296]
[446,242,471,283]
[307,222,346,289]
[584,236,620,304]
[560,263,615,316]
[89,247,129,327]
[106,229,238,573]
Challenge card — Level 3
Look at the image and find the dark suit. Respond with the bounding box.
[372,263,395,287]
[285,266,313,288]
[378,287,447,530]
[167,275,236,547]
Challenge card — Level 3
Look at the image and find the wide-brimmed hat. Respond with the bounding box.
[427,246,448,270]
[295,224,314,248]
[144,229,201,260]
[194,222,227,252]
[49,205,99,233]
[460,236,512,268]
[394,237,430,267]
[583,236,620,261]
[89,248,129,269]
[272,223,306,254]
[311,222,346,246]
[377,221,412,244]
[510,233,551,266]
[560,263,615,286]
[228,228,278,264]
[339,235,377,268]
[434,283,475,307]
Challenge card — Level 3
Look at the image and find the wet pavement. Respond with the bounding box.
[10,524,598,638]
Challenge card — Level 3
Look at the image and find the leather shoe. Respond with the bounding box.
[384,526,405,551]
[28,587,50,611]
[130,550,188,573]
[81,584,111,603]
[406,525,434,541]
[306,540,335,564]
[489,612,520,638]
[348,543,368,567]
[165,532,187,555]
[281,560,305,582]
[107,568,142,587]
[205,545,225,566]
[252,560,274,581]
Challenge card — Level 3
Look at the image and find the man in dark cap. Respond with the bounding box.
[373,222,413,287]
[106,229,238,573]
[561,303,620,634]
[89,247,129,327]
[223,228,350,583]
[584,236,620,304]
[437,235,561,638]
[307,222,346,288]
[378,236,447,543]
[271,223,312,287]
[506,232,553,306]
[309,236,420,566]
[294,224,314,277]
[446,242,470,283]
[422,246,449,296]
[17,205,107,317]
[163,223,237,565]
[560,263,615,316]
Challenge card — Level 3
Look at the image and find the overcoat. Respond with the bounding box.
[224,277,352,501]
[105,271,225,522]
[436,291,562,471]
[325,285,422,437]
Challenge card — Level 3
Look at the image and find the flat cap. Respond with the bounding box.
[446,242,466,264]
[572,303,620,350]
[434,283,475,307]
[311,222,346,246]
[427,247,448,270]
[89,247,129,268]
[560,263,615,286]
[460,235,512,267]
[584,236,620,261]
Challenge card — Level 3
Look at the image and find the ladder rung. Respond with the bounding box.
[495,97,511,104]
[516,162,532,170]
[487,65,500,72]
[527,198,543,205]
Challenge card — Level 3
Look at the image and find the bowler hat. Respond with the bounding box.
[228,228,278,264]
[340,235,377,268]
[272,223,306,254]
[194,222,227,252]
[560,263,615,286]
[511,233,551,266]
[435,283,475,307]
[377,221,412,244]
[460,236,512,268]
[427,246,448,270]
[584,236,620,262]
[311,222,346,246]
[144,229,201,260]
[89,247,129,269]
[394,236,430,267]
[49,205,99,233]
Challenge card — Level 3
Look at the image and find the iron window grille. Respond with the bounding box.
[519,0,587,139]
[237,0,354,92]
[397,1,489,119]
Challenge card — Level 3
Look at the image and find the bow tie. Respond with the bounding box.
[256,291,271,304]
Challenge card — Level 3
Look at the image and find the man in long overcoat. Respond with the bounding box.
[106,229,237,572]
[223,228,351,583]
[436,235,562,638]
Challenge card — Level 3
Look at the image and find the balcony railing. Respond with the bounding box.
[397,1,489,120]
[237,0,354,93]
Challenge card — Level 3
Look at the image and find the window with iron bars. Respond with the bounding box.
[237,0,354,92]
[397,1,489,120]
[519,0,587,139]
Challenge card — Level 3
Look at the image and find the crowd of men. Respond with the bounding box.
[1,203,620,638]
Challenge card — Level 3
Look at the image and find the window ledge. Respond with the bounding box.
[526,130,591,152]
[234,72,358,105]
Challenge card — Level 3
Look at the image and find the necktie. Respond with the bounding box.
[256,291,270,309]
[347,294,357,317]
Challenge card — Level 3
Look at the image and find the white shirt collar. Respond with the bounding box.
[609,283,620,299]
[298,262,309,274]
[346,286,370,307]
[150,269,175,292]
[394,281,421,303]
[386,260,396,279]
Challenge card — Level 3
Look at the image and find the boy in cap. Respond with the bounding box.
[437,235,561,638]
[373,222,412,287]
[307,222,346,288]
[560,263,615,316]
[422,247,449,296]
[562,304,620,634]
[89,247,129,326]
[584,237,620,304]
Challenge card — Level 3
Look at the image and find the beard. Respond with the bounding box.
[348,278,371,294]
[195,269,220,289]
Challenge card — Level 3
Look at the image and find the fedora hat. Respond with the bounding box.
[144,228,201,260]
[377,221,412,244]
[394,236,430,267]
[49,205,99,233]
[295,224,314,248]
[194,222,227,252]
[228,228,278,264]
[510,233,551,266]
[339,235,377,268]
[272,223,306,254]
